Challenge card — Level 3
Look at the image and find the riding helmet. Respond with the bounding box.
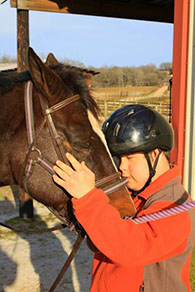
[102,104,174,156]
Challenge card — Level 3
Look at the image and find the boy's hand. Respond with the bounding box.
[53,153,95,199]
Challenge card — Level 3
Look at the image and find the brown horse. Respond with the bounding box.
[0,48,136,235]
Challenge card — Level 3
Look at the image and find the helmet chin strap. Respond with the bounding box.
[131,149,162,197]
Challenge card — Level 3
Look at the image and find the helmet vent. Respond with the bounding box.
[127,109,135,115]
[151,129,157,137]
[114,123,121,136]
[105,121,109,129]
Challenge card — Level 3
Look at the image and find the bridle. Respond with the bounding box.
[20,80,128,209]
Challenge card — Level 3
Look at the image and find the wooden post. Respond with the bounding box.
[17,9,29,71]
[104,98,107,120]
[17,9,34,218]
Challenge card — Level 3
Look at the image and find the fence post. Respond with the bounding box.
[104,97,107,120]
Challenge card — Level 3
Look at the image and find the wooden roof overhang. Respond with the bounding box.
[11,0,174,23]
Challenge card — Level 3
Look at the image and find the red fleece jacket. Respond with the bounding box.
[72,166,195,292]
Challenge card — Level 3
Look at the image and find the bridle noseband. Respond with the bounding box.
[20,81,128,201]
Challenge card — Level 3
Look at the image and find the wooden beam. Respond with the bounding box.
[10,0,173,23]
[11,0,69,13]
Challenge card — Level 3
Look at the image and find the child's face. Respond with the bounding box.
[119,153,150,191]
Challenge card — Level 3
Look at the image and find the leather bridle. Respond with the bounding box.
[20,80,127,200]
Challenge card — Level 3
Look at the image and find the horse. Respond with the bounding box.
[0,47,136,243]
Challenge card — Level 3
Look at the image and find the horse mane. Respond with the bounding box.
[0,71,30,95]
[0,64,99,119]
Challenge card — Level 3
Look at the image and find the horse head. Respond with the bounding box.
[0,48,136,235]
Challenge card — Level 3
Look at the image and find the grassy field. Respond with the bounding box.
[93,85,156,94]
[92,85,158,99]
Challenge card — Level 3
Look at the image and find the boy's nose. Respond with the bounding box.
[119,157,128,172]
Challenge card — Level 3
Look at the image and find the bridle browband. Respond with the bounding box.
[20,81,128,206]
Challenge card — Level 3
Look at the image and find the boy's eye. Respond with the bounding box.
[127,156,133,160]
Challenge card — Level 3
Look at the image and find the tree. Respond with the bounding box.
[0,54,17,63]
[61,58,85,68]
[159,62,172,74]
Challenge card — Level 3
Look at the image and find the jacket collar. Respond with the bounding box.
[136,165,181,201]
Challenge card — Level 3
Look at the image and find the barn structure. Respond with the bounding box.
[9,0,195,200]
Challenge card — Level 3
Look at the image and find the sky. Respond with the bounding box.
[0,1,174,68]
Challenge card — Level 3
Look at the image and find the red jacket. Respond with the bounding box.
[72,166,195,292]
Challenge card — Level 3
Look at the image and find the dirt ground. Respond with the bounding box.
[0,186,94,292]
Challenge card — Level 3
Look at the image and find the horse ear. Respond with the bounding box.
[28,47,67,104]
[45,53,59,66]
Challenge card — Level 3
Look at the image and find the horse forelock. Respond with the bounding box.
[51,64,99,120]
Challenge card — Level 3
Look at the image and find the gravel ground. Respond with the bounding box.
[0,186,94,292]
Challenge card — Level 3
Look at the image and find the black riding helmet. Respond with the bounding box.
[102,104,174,156]
[102,104,174,193]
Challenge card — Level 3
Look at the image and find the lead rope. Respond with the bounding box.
[125,200,195,223]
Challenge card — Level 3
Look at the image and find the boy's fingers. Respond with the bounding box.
[65,153,82,170]
[81,161,92,174]
[55,160,74,175]
[53,166,70,180]
[53,174,65,185]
